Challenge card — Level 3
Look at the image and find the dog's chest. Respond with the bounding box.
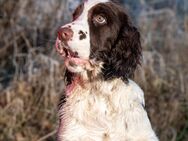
[59,79,145,141]
[57,80,159,141]
[69,85,121,122]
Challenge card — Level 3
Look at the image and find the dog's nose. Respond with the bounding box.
[58,27,73,41]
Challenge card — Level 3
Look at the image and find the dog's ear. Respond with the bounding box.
[116,20,142,77]
[102,16,142,81]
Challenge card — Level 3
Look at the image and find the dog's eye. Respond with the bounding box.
[93,15,106,25]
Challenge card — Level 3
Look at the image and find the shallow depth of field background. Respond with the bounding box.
[0,0,187,141]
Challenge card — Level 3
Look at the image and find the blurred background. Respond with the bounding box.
[0,0,187,141]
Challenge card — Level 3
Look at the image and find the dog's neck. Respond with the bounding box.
[65,61,104,95]
[65,71,119,96]
[65,75,85,95]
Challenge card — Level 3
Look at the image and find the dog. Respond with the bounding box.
[55,0,159,140]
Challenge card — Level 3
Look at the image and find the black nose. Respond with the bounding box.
[58,27,73,41]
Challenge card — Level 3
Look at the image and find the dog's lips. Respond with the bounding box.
[55,38,66,57]
[55,38,79,58]
[55,38,91,68]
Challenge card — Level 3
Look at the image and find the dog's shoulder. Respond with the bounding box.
[108,79,145,109]
[126,79,145,106]
[60,79,158,141]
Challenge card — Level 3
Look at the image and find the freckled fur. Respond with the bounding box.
[79,30,87,40]
[58,79,158,141]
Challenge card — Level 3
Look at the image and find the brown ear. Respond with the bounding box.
[114,23,142,78]
[101,22,142,81]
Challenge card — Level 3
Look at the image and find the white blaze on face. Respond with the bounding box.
[62,0,109,59]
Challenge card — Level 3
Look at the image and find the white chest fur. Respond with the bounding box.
[58,79,158,141]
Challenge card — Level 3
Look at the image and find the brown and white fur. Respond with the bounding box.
[55,0,159,141]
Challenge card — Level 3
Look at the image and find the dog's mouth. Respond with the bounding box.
[55,38,92,72]
[64,47,79,59]
[55,38,79,58]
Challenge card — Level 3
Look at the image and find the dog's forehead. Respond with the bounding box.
[84,0,109,8]
[76,0,109,21]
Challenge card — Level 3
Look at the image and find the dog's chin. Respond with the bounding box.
[64,57,89,73]
[62,49,92,73]
[55,38,94,73]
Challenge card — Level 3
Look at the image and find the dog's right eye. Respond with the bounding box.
[93,15,107,25]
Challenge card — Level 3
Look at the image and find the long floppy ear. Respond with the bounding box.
[102,17,142,81]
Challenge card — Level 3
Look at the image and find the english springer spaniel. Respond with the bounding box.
[55,0,158,141]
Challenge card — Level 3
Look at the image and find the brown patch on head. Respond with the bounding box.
[88,2,141,81]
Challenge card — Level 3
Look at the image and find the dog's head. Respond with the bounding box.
[56,0,141,81]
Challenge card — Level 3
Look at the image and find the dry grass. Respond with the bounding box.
[0,0,187,141]
[135,8,188,141]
